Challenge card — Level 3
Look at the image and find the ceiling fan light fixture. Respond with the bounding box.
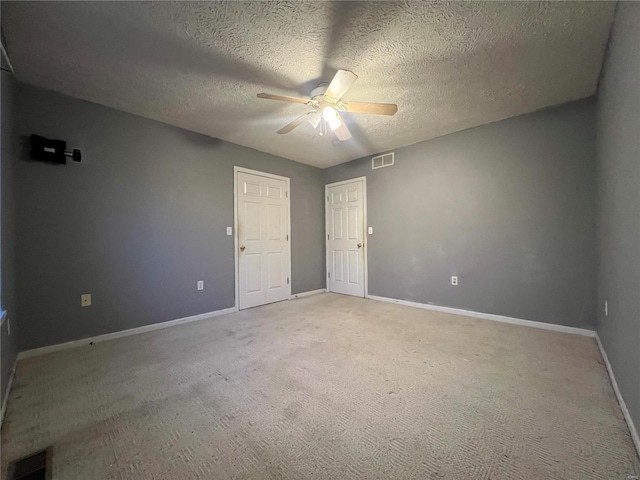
[257,69,397,138]
[322,106,342,131]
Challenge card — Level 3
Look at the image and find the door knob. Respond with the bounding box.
[357,243,363,248]
[240,245,246,251]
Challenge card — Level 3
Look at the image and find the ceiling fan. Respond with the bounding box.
[257,70,398,141]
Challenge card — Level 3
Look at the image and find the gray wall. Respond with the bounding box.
[1,71,19,407]
[325,99,597,328]
[13,83,325,351]
[595,2,640,434]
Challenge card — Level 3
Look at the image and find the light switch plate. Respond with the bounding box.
[226,227,232,236]
[368,227,373,235]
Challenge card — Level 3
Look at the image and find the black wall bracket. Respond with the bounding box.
[30,134,82,165]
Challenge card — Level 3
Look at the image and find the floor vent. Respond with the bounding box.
[7,447,52,480]
[372,152,394,169]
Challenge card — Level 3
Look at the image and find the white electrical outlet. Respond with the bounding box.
[81,294,92,307]
[226,227,232,236]
[197,281,204,291]
[368,227,373,234]
[451,276,458,286]
[604,300,608,316]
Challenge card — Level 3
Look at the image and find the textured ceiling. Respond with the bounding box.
[2,1,614,168]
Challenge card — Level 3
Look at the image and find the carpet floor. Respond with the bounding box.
[2,293,638,479]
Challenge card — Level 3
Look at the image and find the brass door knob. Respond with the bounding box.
[357,243,363,248]
[240,245,246,251]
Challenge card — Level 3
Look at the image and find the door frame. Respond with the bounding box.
[325,176,368,298]
[234,166,292,310]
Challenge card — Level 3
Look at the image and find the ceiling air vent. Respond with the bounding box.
[372,152,394,170]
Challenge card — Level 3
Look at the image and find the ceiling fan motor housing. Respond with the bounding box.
[310,83,329,100]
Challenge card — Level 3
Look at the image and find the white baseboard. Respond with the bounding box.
[1,359,17,426]
[366,295,596,338]
[596,334,640,458]
[17,288,330,359]
[18,306,238,360]
[290,289,326,299]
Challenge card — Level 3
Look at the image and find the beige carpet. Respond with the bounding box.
[2,293,638,479]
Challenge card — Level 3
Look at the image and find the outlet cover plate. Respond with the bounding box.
[81,294,91,307]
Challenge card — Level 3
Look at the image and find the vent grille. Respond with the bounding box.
[7,447,52,480]
[372,152,394,169]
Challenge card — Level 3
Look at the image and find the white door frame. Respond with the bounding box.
[325,176,368,298]
[234,166,292,310]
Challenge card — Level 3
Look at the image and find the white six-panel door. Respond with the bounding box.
[237,170,290,310]
[326,178,365,297]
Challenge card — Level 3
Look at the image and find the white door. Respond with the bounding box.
[326,179,365,297]
[237,170,290,310]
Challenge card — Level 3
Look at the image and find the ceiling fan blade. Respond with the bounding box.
[333,112,352,141]
[325,70,358,101]
[307,110,322,128]
[257,93,310,105]
[277,112,313,134]
[344,101,398,116]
